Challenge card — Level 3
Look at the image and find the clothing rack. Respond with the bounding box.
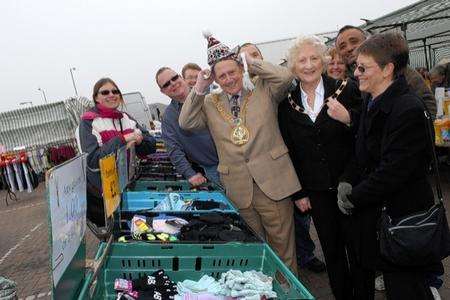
[1,138,78,176]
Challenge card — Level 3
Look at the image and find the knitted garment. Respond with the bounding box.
[218,270,277,300]
[81,104,141,146]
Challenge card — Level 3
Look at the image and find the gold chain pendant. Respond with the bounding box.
[230,118,249,145]
[213,93,252,146]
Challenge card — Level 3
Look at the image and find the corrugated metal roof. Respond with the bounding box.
[359,0,450,69]
[0,98,93,151]
[256,0,449,69]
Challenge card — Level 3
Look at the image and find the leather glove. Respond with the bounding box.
[337,182,354,215]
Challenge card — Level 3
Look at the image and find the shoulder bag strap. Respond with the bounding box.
[423,109,444,204]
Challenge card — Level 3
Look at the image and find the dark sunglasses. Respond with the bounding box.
[99,89,121,96]
[356,65,366,74]
[161,74,180,89]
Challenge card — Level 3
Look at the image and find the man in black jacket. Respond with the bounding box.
[335,25,437,119]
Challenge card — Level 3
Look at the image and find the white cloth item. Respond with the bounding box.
[177,275,222,295]
[300,77,325,122]
[174,292,232,300]
[430,286,441,300]
[12,162,24,192]
[374,275,385,291]
[152,215,189,235]
[5,164,17,192]
[240,53,255,92]
[153,193,191,211]
[218,270,277,300]
[21,162,33,193]
[130,215,151,236]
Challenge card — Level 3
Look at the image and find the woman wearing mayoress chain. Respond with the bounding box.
[278,35,362,299]
[79,78,156,228]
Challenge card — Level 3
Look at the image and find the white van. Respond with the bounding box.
[121,92,152,130]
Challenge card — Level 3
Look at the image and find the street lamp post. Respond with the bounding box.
[70,67,78,97]
[38,87,48,103]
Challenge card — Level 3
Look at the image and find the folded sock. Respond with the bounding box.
[177,275,222,295]
[191,200,223,210]
[132,270,177,294]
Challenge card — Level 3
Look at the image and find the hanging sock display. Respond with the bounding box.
[5,160,17,192]
[11,158,24,192]
[20,153,33,193]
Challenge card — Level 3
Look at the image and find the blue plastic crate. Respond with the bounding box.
[121,191,237,213]
[128,180,224,192]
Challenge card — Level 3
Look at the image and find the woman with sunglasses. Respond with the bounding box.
[337,33,441,299]
[79,78,156,229]
[278,35,362,300]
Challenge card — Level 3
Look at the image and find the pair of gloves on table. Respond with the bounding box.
[337,182,354,215]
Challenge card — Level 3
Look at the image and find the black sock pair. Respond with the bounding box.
[132,270,177,299]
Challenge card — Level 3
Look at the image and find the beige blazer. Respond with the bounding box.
[179,60,301,209]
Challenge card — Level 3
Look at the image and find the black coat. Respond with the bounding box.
[278,75,362,197]
[343,76,435,269]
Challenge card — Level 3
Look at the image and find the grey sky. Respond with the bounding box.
[0,0,417,112]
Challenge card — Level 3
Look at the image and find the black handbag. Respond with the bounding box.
[379,109,450,266]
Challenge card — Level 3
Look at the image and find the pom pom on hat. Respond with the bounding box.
[202,29,212,39]
[203,30,235,67]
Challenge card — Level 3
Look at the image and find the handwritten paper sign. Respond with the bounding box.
[117,146,128,192]
[47,155,87,287]
[100,154,120,218]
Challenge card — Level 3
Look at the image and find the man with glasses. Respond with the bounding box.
[336,25,436,119]
[182,63,202,88]
[156,67,220,185]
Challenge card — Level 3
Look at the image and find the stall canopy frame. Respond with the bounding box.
[356,0,450,70]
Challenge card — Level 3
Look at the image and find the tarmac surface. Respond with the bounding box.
[1,164,450,300]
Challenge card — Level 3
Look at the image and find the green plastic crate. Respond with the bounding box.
[79,243,314,299]
[129,180,224,192]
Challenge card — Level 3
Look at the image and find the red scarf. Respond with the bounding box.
[82,104,132,144]
[95,103,123,119]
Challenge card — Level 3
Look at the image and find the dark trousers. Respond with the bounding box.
[308,190,354,300]
[87,190,106,227]
[346,243,375,300]
[384,271,433,300]
[294,209,315,266]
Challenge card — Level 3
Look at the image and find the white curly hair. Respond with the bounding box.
[286,35,330,73]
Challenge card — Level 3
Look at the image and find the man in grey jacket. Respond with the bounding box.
[156,67,220,185]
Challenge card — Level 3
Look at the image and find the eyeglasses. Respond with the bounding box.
[161,74,180,89]
[99,89,121,96]
[356,65,367,74]
[356,64,378,74]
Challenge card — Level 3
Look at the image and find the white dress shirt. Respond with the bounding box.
[300,77,325,122]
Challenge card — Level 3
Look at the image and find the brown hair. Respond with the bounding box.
[92,77,122,103]
[327,47,339,60]
[238,42,263,57]
[356,32,409,77]
[155,67,171,88]
[181,63,201,78]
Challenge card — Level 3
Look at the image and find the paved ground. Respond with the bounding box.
[0,164,449,299]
